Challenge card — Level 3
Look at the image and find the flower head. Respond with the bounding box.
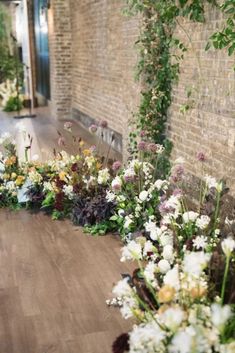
[221,237,235,257]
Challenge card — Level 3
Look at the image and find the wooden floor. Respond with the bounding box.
[0,109,128,352]
[0,210,133,353]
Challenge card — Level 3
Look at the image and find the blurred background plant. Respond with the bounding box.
[0,3,24,112]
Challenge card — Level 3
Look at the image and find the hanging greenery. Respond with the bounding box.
[125,0,230,177]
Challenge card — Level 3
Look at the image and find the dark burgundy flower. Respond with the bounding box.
[100,120,108,128]
[112,333,129,353]
[54,192,64,211]
[71,163,78,172]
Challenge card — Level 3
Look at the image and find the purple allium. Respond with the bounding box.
[100,120,108,128]
[57,136,66,147]
[138,140,147,151]
[112,160,122,172]
[147,143,158,153]
[89,124,98,134]
[124,175,135,183]
[89,145,96,153]
[196,151,206,162]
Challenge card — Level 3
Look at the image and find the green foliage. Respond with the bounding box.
[207,1,235,57]
[125,0,216,178]
[3,95,23,112]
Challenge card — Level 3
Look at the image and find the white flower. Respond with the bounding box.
[158,259,171,274]
[221,237,235,257]
[169,329,193,353]
[111,176,122,191]
[145,220,161,241]
[182,211,199,223]
[97,168,110,185]
[5,181,16,191]
[205,175,217,189]
[164,265,180,290]
[162,245,174,262]
[183,252,211,277]
[211,304,232,331]
[120,240,142,262]
[193,235,208,250]
[123,215,133,229]
[196,215,210,229]
[106,191,116,202]
[118,209,125,217]
[43,181,54,192]
[129,322,166,353]
[113,277,133,297]
[28,170,43,184]
[154,179,168,191]
[144,262,158,287]
[139,190,148,202]
[120,296,137,319]
[143,240,155,257]
[159,307,185,332]
[63,185,74,200]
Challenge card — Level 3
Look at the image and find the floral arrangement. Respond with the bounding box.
[109,160,235,353]
[0,122,234,352]
[0,79,24,112]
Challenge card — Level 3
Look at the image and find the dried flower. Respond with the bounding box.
[64,121,73,132]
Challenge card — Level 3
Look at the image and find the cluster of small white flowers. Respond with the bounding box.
[129,321,166,353]
[183,251,211,277]
[63,184,74,200]
[28,170,43,184]
[43,181,54,192]
[97,168,110,185]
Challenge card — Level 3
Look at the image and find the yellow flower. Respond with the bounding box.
[11,172,17,180]
[96,162,102,170]
[59,171,67,181]
[15,175,25,186]
[79,140,85,147]
[189,286,207,299]
[83,149,91,157]
[158,285,175,303]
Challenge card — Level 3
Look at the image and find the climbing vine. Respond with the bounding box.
[125,0,235,176]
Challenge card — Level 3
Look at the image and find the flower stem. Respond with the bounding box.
[221,255,230,305]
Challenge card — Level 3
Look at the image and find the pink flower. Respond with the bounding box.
[89,145,96,153]
[138,141,147,151]
[89,124,98,134]
[196,151,206,162]
[147,143,158,153]
[64,121,73,132]
[99,120,108,128]
[140,130,146,137]
[112,161,122,172]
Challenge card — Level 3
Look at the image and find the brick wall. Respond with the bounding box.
[168,5,235,195]
[47,0,72,119]
[69,0,140,155]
